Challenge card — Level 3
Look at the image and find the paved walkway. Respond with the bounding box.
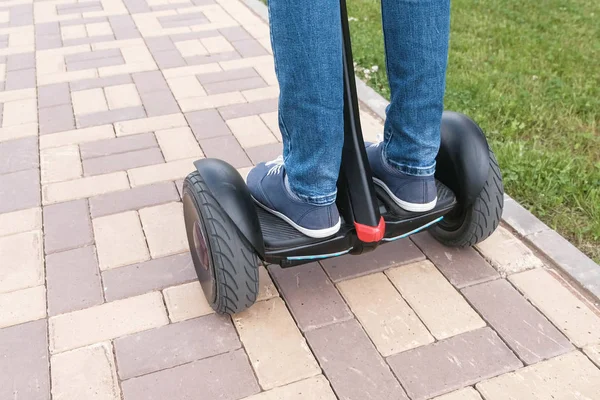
[1,0,600,399]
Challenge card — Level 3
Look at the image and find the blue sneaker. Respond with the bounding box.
[366,142,437,212]
[246,156,341,238]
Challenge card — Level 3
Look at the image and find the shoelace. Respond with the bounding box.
[371,134,384,147]
[266,155,284,176]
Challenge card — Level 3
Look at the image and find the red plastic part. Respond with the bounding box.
[354,217,385,243]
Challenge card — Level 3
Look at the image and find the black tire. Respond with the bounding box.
[182,171,259,314]
[430,148,504,247]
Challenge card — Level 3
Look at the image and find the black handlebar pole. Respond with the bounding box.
[338,0,383,240]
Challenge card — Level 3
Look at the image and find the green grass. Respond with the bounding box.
[346,0,599,262]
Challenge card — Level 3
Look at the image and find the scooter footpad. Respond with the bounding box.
[256,206,326,249]
[376,180,456,219]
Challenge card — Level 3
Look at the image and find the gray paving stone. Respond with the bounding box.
[199,136,252,168]
[231,38,269,57]
[152,49,186,69]
[185,109,232,139]
[43,199,93,254]
[65,48,121,64]
[5,68,36,90]
[36,35,62,51]
[0,320,50,400]
[502,197,550,236]
[218,98,278,119]
[70,74,133,91]
[60,16,108,26]
[83,147,164,176]
[89,181,179,218]
[219,26,252,41]
[6,52,35,71]
[204,76,267,95]
[76,106,146,128]
[412,232,499,288]
[139,89,180,116]
[269,263,352,332]
[387,327,522,400]
[0,169,40,214]
[109,15,141,39]
[0,136,38,175]
[46,246,104,315]
[321,238,424,282]
[35,22,60,35]
[115,314,240,379]
[122,0,151,13]
[103,252,196,301]
[196,67,259,85]
[245,143,283,165]
[186,51,240,66]
[305,319,408,400]
[67,55,125,72]
[144,36,175,53]
[38,83,72,108]
[80,133,158,159]
[121,349,260,400]
[39,104,75,135]
[132,70,169,93]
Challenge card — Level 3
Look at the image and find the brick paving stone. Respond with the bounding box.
[40,144,82,184]
[105,83,142,109]
[245,142,283,164]
[228,115,277,148]
[432,388,483,400]
[411,232,499,288]
[186,109,232,139]
[70,74,133,91]
[204,76,267,95]
[257,265,278,301]
[68,55,125,72]
[72,88,109,115]
[475,226,543,275]
[386,261,485,340]
[80,133,158,159]
[5,68,36,90]
[0,230,44,293]
[476,351,600,399]
[583,343,600,368]
[462,279,572,364]
[153,49,187,68]
[121,349,260,400]
[93,210,150,270]
[89,181,179,218]
[43,199,93,254]
[242,86,279,102]
[39,104,76,134]
[219,26,253,41]
[49,292,169,353]
[132,70,170,93]
[7,52,35,71]
[38,83,72,108]
[115,314,241,379]
[3,99,37,127]
[40,125,116,149]
[0,169,40,213]
[115,114,187,137]
[163,281,214,322]
[109,15,141,39]
[0,136,38,174]
[167,75,207,100]
[0,207,41,237]
[0,285,46,328]
[139,202,188,258]
[268,263,352,332]
[127,157,196,187]
[139,89,180,116]
[218,98,278,119]
[509,268,600,347]
[77,106,147,128]
[241,376,337,400]
[46,246,103,316]
[199,135,252,168]
[305,318,407,400]
[337,272,433,356]
[103,252,195,301]
[51,342,121,400]
[259,112,281,140]
[42,172,130,204]
[197,67,259,85]
[321,238,424,282]
[83,147,164,176]
[233,297,320,389]
[155,126,203,161]
[179,91,246,112]
[231,38,269,58]
[387,328,522,400]
[0,320,50,400]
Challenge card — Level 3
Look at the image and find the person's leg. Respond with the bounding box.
[367,0,450,212]
[246,0,344,238]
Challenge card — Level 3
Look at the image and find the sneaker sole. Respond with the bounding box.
[373,178,437,212]
[252,196,341,239]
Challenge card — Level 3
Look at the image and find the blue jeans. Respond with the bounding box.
[268,0,450,205]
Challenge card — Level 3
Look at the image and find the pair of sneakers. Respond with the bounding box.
[246,142,437,239]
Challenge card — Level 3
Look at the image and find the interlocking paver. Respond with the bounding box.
[115,113,187,136]
[0,230,44,293]
[227,115,277,148]
[103,252,195,301]
[77,106,147,128]
[321,238,424,282]
[46,246,103,316]
[42,171,130,204]
[387,327,522,400]
[40,125,115,149]
[241,376,337,400]
[0,207,41,237]
[51,342,121,400]
[121,349,260,400]
[218,98,277,119]
[268,262,352,332]
[306,319,408,400]
[0,320,50,400]
[0,136,38,175]
[583,344,600,368]
[0,285,46,328]
[243,142,283,164]
[337,272,433,356]
[105,83,142,109]
[233,297,320,390]
[412,232,499,288]
[199,135,252,168]
[509,268,600,347]
[139,202,188,257]
[49,292,169,353]
[83,147,164,175]
[477,351,600,399]
[127,157,196,186]
[432,388,483,400]
[163,281,214,322]
[38,82,72,108]
[476,226,543,275]
[43,199,93,254]
[115,314,240,379]
[462,279,572,364]
[89,181,179,217]
[155,126,203,161]
[186,108,232,139]
[386,260,485,340]
[80,132,158,159]
[40,144,82,184]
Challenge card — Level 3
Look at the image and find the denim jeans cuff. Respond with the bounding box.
[386,159,436,177]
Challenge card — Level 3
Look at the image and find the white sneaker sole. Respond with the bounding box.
[252,197,341,239]
[373,178,437,212]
